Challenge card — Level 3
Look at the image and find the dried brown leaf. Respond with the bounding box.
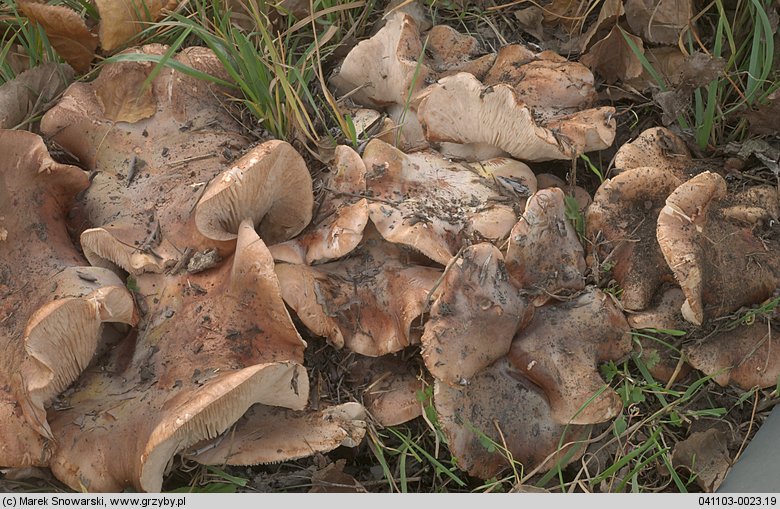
[672,429,732,492]
[94,60,157,123]
[514,6,545,41]
[580,0,625,52]
[0,63,74,129]
[95,0,178,52]
[625,0,693,45]
[581,25,644,84]
[19,1,97,73]
[745,90,780,136]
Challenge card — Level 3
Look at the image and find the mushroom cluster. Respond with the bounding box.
[1,46,366,492]
[3,6,778,493]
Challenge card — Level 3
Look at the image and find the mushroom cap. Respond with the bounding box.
[41,45,255,274]
[195,139,314,244]
[348,354,425,426]
[435,358,588,479]
[0,130,136,465]
[275,230,441,356]
[425,24,496,80]
[485,58,597,121]
[269,145,367,265]
[506,188,586,300]
[657,172,779,325]
[613,127,692,177]
[586,166,684,310]
[508,288,632,425]
[46,221,308,492]
[386,103,429,152]
[362,138,522,265]
[686,318,780,389]
[483,44,537,85]
[331,12,430,107]
[421,243,533,386]
[627,286,687,330]
[416,72,615,162]
[183,402,366,465]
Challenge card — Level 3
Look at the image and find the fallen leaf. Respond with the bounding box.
[672,428,732,492]
[745,90,780,135]
[625,46,687,90]
[95,0,179,52]
[580,0,625,52]
[542,0,588,32]
[19,1,97,73]
[625,0,693,45]
[678,52,725,91]
[309,459,366,493]
[94,59,157,123]
[514,6,545,41]
[0,63,74,129]
[581,25,644,84]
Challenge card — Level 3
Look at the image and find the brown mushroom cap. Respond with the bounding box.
[41,45,258,274]
[0,130,136,467]
[416,72,615,162]
[506,188,586,300]
[331,12,430,107]
[586,166,684,310]
[183,402,366,466]
[269,145,368,265]
[425,24,496,80]
[348,354,425,426]
[435,358,589,479]
[686,317,780,389]
[508,288,632,425]
[275,230,441,356]
[362,138,523,265]
[657,172,780,325]
[485,58,597,121]
[421,243,533,386]
[483,44,537,85]
[613,127,693,177]
[46,221,308,492]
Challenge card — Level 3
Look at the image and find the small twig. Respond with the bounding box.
[733,389,759,464]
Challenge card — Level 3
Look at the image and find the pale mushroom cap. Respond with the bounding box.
[50,362,309,492]
[196,140,313,244]
[506,188,586,298]
[46,222,308,492]
[421,243,532,385]
[425,24,496,80]
[332,12,430,107]
[508,288,632,425]
[485,59,597,120]
[41,45,251,274]
[686,320,780,389]
[483,44,537,85]
[362,138,522,265]
[613,127,692,177]
[657,172,779,325]
[269,145,368,265]
[435,358,588,479]
[0,130,136,457]
[183,402,366,466]
[586,166,684,310]
[349,355,425,426]
[275,232,441,356]
[417,73,616,162]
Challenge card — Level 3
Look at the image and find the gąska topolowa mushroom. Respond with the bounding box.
[509,288,632,425]
[0,130,136,467]
[421,243,533,386]
[657,172,780,325]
